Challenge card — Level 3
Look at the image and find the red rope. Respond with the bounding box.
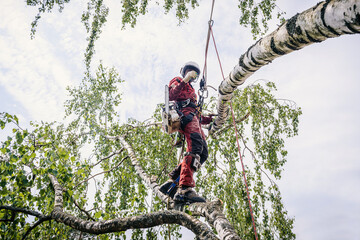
[202,0,216,88]
[209,24,259,240]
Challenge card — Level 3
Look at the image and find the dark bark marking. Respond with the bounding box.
[248,60,257,68]
[305,30,323,42]
[270,37,286,55]
[344,21,360,33]
[313,2,322,11]
[284,41,300,51]
[321,1,341,36]
[356,13,360,24]
[298,37,310,44]
[286,13,302,36]
[229,74,240,88]
[289,38,301,48]
[239,54,256,72]
[250,53,262,67]
[219,87,232,96]
[315,24,331,38]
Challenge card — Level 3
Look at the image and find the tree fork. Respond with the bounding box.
[48,174,218,239]
[115,135,242,240]
[210,0,360,134]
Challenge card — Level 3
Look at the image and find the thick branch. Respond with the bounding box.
[0,206,45,219]
[48,174,218,239]
[210,0,360,134]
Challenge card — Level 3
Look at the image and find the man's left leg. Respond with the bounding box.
[174,117,206,203]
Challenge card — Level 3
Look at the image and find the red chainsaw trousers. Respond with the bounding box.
[168,108,208,187]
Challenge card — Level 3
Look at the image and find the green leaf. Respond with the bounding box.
[94,211,102,219]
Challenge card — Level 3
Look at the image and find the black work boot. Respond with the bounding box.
[173,186,206,203]
[159,179,178,198]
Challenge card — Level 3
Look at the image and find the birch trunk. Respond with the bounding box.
[210,0,360,134]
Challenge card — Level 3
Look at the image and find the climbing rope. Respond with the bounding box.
[198,0,216,114]
[204,2,259,239]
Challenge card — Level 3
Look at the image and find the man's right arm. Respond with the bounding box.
[169,77,185,101]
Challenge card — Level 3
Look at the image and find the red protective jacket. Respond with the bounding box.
[168,77,212,124]
[169,77,197,103]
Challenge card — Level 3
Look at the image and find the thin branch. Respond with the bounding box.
[91,148,124,168]
[125,122,162,129]
[0,206,51,240]
[212,112,250,138]
[22,216,52,240]
[65,191,96,221]
[75,156,129,188]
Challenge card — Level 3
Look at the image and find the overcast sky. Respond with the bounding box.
[1,0,359,239]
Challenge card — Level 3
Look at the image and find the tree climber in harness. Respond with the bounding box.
[160,61,213,203]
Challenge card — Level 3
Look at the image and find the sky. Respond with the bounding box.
[1,0,360,239]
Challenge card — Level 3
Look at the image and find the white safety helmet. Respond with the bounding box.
[180,61,201,78]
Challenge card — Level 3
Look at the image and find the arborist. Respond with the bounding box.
[159,61,213,203]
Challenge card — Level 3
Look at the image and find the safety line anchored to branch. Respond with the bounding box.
[203,3,259,238]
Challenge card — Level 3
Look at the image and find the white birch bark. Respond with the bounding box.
[210,0,360,134]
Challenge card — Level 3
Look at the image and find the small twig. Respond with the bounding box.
[212,112,250,138]
[126,122,162,129]
[22,216,52,240]
[91,148,124,168]
[65,191,96,221]
[75,156,129,188]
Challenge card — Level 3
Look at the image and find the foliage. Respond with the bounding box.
[238,0,285,39]
[25,0,284,67]
[1,69,301,239]
[81,0,109,69]
[199,81,301,239]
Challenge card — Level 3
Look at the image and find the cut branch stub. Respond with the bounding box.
[210,0,360,135]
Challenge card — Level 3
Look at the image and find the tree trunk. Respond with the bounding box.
[210,0,360,134]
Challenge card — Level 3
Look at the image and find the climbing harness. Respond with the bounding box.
[162,83,199,134]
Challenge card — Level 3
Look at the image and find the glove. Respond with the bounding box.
[183,71,198,83]
[200,115,214,125]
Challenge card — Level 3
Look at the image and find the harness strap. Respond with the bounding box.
[177,99,197,109]
[180,112,195,130]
